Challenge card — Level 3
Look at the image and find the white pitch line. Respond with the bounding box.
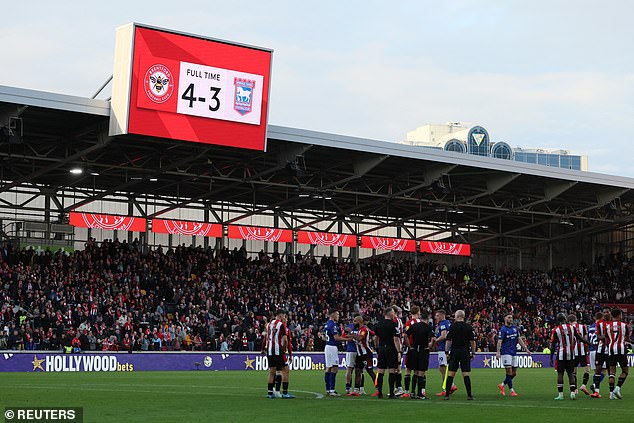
[8,384,324,399]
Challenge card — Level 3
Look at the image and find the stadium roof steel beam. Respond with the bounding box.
[3,85,634,257]
[456,173,521,204]
[146,143,312,218]
[514,180,577,211]
[0,130,111,194]
[529,213,634,248]
[289,164,458,231]
[63,146,216,212]
[472,219,555,245]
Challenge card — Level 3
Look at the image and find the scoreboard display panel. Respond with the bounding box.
[109,23,272,150]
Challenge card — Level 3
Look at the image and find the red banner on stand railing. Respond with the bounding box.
[227,225,292,243]
[151,219,222,237]
[69,212,146,232]
[360,236,416,252]
[420,241,471,256]
[297,231,357,247]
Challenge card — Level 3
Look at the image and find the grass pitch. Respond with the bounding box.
[1,369,633,423]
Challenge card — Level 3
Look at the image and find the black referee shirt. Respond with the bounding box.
[446,321,475,351]
[406,321,433,350]
[374,318,400,349]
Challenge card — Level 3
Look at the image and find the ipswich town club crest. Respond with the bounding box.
[234,78,255,115]
[143,64,174,104]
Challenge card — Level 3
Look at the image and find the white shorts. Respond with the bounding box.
[501,354,519,368]
[589,351,596,370]
[325,345,339,368]
[438,351,447,367]
[346,352,357,368]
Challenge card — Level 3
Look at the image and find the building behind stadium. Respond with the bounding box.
[401,123,588,171]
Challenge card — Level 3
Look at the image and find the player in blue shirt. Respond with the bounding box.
[587,315,606,393]
[344,321,360,395]
[322,309,350,396]
[496,313,531,396]
[434,309,456,396]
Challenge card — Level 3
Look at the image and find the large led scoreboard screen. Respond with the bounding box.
[109,23,272,150]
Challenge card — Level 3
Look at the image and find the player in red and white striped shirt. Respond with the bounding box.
[350,315,377,396]
[273,324,294,396]
[550,313,588,400]
[261,310,294,399]
[567,314,591,395]
[591,308,612,398]
[607,308,630,399]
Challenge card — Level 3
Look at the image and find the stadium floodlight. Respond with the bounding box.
[89,171,100,176]
[298,193,310,198]
[149,178,158,182]
[69,167,83,175]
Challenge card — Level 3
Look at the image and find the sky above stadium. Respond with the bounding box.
[3,1,634,176]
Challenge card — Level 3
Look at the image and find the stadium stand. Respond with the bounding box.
[1,239,632,353]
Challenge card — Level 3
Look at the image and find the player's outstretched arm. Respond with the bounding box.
[575,333,591,345]
[260,335,267,355]
[394,336,402,352]
[518,337,531,355]
[348,333,362,341]
[394,336,402,362]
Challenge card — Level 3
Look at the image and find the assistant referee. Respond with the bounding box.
[444,310,476,400]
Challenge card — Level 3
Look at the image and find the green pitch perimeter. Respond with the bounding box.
[1,369,632,423]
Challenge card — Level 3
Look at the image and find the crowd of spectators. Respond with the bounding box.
[0,239,632,353]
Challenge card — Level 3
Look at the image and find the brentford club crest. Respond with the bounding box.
[80,214,136,231]
[163,221,211,237]
[234,78,255,115]
[238,226,282,241]
[144,64,174,104]
[307,232,350,247]
[370,237,408,251]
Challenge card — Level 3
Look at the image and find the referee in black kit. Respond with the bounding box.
[373,306,402,399]
[444,310,476,400]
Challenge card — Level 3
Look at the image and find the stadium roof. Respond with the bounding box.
[1,84,634,252]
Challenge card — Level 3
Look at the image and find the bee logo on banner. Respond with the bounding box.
[144,64,174,104]
[234,78,255,115]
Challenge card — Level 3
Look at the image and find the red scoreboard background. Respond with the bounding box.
[110,23,272,150]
